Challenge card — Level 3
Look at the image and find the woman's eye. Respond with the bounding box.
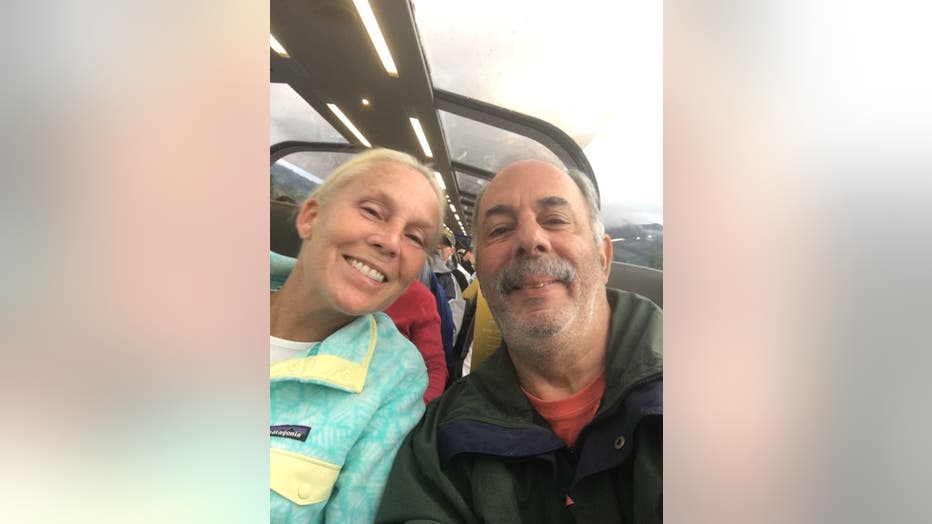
[405,233,425,246]
[361,206,382,219]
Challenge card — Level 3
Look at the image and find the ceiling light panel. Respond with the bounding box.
[352,0,399,77]
[410,117,433,158]
[327,103,371,147]
[270,34,289,57]
[434,171,447,190]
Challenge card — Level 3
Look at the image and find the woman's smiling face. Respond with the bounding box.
[295,162,441,319]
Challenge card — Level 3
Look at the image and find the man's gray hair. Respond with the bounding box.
[565,167,605,242]
[470,165,605,249]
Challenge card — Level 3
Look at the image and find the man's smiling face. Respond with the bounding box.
[474,161,611,340]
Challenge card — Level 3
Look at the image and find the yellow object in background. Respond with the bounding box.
[463,279,501,370]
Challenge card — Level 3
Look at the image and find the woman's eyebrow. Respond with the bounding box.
[368,190,435,230]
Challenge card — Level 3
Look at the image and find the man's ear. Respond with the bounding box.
[296,198,321,240]
[599,233,613,282]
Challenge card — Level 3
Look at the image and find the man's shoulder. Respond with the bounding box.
[606,286,662,314]
[603,288,663,395]
[424,373,494,422]
[423,349,527,424]
[605,287,663,337]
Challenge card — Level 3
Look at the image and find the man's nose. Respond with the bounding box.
[514,219,550,257]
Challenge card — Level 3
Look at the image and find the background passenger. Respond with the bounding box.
[459,277,501,376]
[417,260,457,387]
[269,148,444,523]
[428,227,466,338]
[382,280,448,402]
[460,248,476,276]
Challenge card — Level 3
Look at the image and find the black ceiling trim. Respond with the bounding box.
[451,161,494,180]
[270,141,365,166]
[433,88,599,202]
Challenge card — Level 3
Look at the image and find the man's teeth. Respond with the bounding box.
[349,258,385,283]
[520,281,553,289]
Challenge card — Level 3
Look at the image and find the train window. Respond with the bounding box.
[412,1,625,147]
[439,110,563,173]
[610,227,663,270]
[453,170,486,229]
[270,1,661,270]
[270,151,354,204]
[411,1,662,269]
[270,83,347,145]
[454,170,488,196]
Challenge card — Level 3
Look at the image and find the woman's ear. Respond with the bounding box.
[296,198,320,240]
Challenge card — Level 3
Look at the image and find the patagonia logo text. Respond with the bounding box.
[270,425,311,442]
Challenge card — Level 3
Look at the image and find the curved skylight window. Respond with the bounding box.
[270,83,347,145]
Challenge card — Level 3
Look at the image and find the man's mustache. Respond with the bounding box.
[495,256,576,294]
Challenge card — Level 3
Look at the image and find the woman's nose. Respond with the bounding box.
[368,226,401,256]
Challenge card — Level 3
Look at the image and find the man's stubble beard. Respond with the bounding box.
[486,252,604,363]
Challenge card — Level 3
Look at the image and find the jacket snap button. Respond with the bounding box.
[614,436,626,449]
[298,483,312,499]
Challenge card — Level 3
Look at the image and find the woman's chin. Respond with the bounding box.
[332,280,410,317]
[336,297,391,317]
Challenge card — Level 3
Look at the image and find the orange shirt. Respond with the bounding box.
[522,371,607,448]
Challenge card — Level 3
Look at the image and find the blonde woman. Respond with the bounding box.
[270,148,445,523]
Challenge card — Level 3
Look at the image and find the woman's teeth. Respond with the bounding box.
[348,258,385,283]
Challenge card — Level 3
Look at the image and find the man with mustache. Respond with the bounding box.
[376,161,663,524]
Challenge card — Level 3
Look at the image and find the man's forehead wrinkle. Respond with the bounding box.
[482,196,569,216]
[476,162,573,229]
[537,196,569,208]
[483,203,514,219]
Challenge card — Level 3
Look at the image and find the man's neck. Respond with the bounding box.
[508,302,611,401]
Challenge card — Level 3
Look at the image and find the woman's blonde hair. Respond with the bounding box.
[306,148,447,247]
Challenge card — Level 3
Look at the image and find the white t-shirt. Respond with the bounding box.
[270,336,317,366]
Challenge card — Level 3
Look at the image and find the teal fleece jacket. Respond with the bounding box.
[270,253,428,523]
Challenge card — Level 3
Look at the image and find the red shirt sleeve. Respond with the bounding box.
[384,281,448,403]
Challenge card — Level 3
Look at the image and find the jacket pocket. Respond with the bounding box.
[270,448,341,506]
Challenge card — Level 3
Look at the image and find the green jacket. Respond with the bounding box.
[376,288,663,524]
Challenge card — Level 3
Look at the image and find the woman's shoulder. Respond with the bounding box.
[361,313,428,402]
[370,312,428,368]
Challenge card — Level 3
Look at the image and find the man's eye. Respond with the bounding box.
[488,226,510,237]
